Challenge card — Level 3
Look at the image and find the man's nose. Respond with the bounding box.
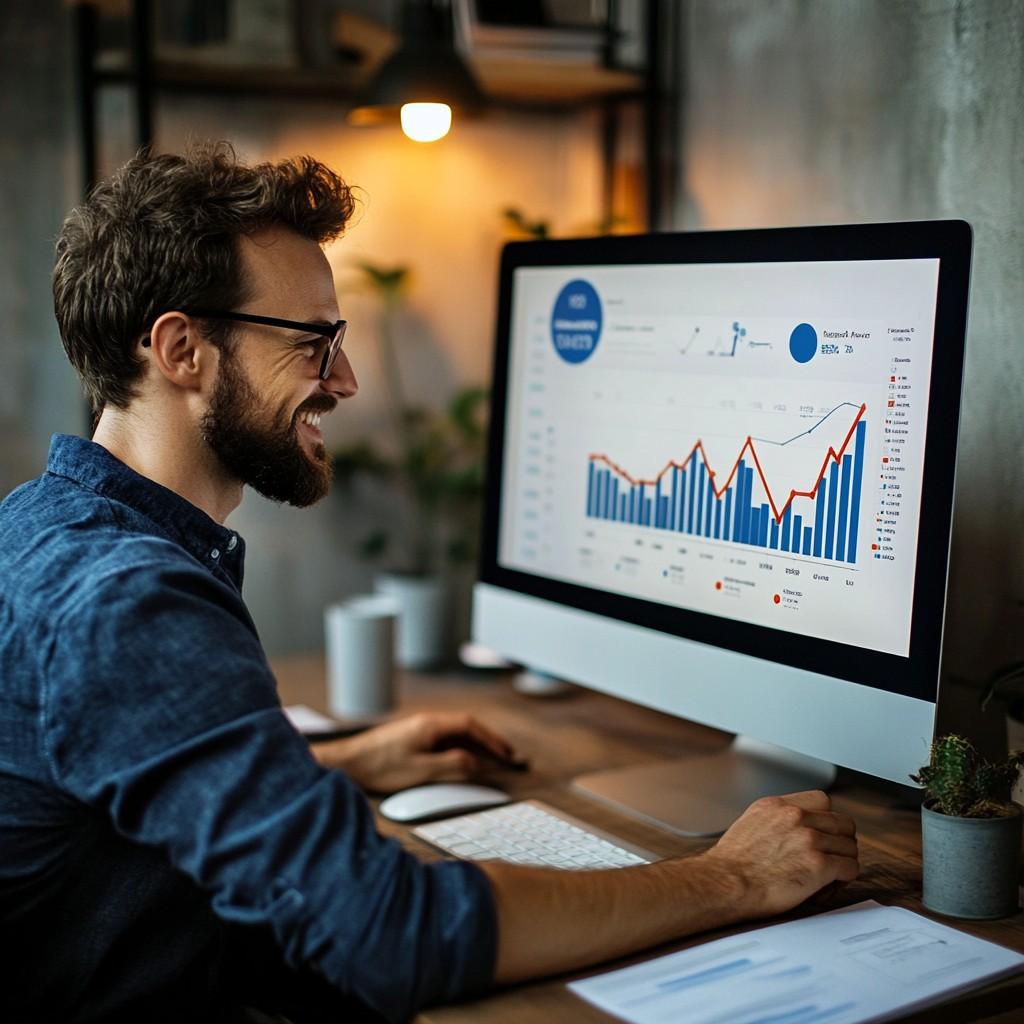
[322,349,358,399]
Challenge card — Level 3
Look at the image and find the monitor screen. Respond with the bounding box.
[498,258,938,659]
[479,223,971,719]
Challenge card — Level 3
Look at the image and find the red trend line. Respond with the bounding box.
[588,402,867,525]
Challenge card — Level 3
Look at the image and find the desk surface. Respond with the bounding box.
[273,654,1024,1024]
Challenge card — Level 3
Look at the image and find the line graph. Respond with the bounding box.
[586,404,867,563]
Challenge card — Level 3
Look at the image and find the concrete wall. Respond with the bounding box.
[0,4,82,495]
[676,0,1024,678]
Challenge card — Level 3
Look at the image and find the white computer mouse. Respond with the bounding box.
[378,783,510,823]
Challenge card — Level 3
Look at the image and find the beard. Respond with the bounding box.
[200,349,333,508]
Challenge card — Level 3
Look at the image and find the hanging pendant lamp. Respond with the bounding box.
[348,0,485,142]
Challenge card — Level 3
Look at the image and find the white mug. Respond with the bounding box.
[324,595,398,718]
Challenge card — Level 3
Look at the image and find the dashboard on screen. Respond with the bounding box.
[496,258,940,659]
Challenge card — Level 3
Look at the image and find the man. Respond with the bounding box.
[0,145,858,1023]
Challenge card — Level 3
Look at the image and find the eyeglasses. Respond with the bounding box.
[145,309,348,381]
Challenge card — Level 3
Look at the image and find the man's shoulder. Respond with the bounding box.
[0,470,209,624]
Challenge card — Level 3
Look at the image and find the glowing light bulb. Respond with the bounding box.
[400,103,452,142]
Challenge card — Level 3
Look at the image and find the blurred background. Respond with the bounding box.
[1,0,1021,679]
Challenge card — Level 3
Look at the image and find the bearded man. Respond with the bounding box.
[0,145,858,1023]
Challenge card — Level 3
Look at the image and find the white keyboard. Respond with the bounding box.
[413,799,657,869]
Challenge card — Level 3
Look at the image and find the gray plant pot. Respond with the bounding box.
[375,572,449,670]
[921,802,1022,919]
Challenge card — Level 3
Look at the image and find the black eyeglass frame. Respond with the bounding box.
[144,309,348,380]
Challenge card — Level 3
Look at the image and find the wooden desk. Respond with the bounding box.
[273,654,1024,1024]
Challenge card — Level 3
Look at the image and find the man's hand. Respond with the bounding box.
[702,790,859,919]
[312,711,518,793]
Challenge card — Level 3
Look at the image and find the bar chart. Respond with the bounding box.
[586,404,867,565]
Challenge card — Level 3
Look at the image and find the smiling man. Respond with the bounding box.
[0,145,858,1023]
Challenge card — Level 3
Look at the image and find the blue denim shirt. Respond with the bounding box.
[0,434,497,1023]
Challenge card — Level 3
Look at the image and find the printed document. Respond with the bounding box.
[569,901,1024,1024]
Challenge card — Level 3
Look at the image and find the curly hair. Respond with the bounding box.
[53,142,356,414]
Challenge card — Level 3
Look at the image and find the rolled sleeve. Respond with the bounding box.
[42,556,497,1021]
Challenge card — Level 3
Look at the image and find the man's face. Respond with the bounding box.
[199,227,357,507]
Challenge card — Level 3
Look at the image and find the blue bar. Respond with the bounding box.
[723,488,733,541]
[696,463,706,535]
[687,460,697,533]
[610,476,619,521]
[629,485,637,524]
[659,495,669,529]
[704,476,714,538]
[733,462,746,543]
[619,493,627,521]
[670,467,679,532]
[769,517,779,549]
[780,505,792,552]
[644,495,653,527]
[759,502,770,546]
[598,470,607,520]
[640,488,648,526]
[825,462,839,559]
[813,478,826,557]
[742,467,755,544]
[836,453,852,561]
[749,507,759,546]
[802,525,812,555]
[847,420,866,563]
[713,491,722,539]
[588,462,596,516]
[792,514,803,553]
[655,479,663,528]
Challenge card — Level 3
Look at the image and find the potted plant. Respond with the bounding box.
[911,735,1023,919]
[331,261,488,669]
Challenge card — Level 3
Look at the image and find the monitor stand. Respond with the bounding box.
[572,735,837,838]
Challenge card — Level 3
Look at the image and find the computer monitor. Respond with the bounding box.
[473,220,972,836]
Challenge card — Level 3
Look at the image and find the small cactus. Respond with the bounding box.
[911,735,1023,818]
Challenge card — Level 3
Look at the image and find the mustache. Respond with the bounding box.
[294,396,337,419]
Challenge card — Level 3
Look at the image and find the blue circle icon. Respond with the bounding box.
[789,322,817,363]
[551,280,602,364]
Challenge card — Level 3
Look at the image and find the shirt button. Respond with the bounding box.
[210,548,220,560]
[226,534,238,551]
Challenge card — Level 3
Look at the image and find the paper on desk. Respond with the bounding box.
[569,900,1024,1024]
[283,703,341,736]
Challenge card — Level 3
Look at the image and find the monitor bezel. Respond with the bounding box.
[480,220,971,704]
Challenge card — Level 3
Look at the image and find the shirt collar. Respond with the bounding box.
[46,434,245,586]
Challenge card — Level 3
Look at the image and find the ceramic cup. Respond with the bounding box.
[324,595,398,718]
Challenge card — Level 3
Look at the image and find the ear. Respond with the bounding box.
[142,311,217,393]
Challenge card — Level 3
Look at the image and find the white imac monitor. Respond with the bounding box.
[473,221,972,836]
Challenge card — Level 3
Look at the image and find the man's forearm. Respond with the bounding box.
[478,792,861,985]
[480,852,748,983]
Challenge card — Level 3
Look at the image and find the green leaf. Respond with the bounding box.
[330,442,395,485]
[502,207,549,240]
[358,529,390,560]
[355,261,411,300]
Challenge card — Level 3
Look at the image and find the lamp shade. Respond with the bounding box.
[348,1,485,127]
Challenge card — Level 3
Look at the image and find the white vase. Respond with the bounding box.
[375,572,449,669]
